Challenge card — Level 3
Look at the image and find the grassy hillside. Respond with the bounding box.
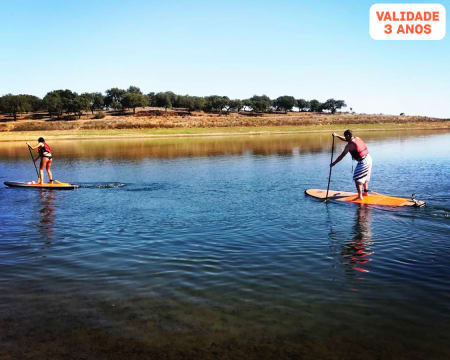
[0,108,448,140]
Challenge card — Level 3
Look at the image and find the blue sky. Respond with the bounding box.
[0,0,448,117]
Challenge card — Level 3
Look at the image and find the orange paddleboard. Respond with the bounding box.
[4,181,78,190]
[305,189,424,207]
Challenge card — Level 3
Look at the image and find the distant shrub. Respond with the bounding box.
[11,122,54,131]
[10,120,77,131]
[94,111,106,119]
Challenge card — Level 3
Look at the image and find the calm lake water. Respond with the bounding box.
[0,130,449,359]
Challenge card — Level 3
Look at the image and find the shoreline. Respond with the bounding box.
[0,122,449,142]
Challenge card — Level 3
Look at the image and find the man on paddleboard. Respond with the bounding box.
[26,137,53,184]
[330,130,372,200]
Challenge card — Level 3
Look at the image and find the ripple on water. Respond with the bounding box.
[80,182,126,189]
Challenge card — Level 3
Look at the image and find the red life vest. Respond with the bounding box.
[38,142,52,157]
[349,137,368,161]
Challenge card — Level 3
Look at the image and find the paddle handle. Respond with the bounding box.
[325,134,335,202]
[27,144,40,179]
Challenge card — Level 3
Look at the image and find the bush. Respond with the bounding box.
[10,121,78,131]
[11,121,54,131]
[94,111,106,119]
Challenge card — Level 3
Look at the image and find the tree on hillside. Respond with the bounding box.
[154,92,172,111]
[43,89,85,118]
[88,92,105,114]
[43,91,64,118]
[177,95,205,114]
[190,96,206,113]
[322,99,346,114]
[274,96,296,113]
[147,92,156,106]
[165,91,178,107]
[176,95,188,109]
[57,90,78,114]
[127,86,142,94]
[296,99,309,112]
[242,99,253,111]
[203,95,230,113]
[80,93,93,114]
[0,94,32,120]
[71,94,91,118]
[203,96,215,112]
[227,99,243,113]
[0,96,5,113]
[247,95,272,113]
[105,88,126,111]
[172,94,185,108]
[309,99,322,112]
[21,95,43,112]
[121,91,148,113]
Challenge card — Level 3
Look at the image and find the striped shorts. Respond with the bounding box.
[353,154,372,184]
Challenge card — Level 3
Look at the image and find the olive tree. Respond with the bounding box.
[105,88,126,111]
[296,99,309,112]
[227,99,243,113]
[0,94,32,120]
[178,95,205,114]
[121,91,148,113]
[89,92,105,114]
[274,96,296,113]
[203,95,229,113]
[43,91,64,118]
[247,95,272,113]
[154,92,172,111]
[322,99,346,114]
[309,99,322,112]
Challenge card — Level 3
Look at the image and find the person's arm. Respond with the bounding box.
[331,144,349,167]
[332,133,346,142]
[26,142,42,161]
[26,141,42,150]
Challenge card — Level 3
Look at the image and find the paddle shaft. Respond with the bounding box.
[325,135,335,201]
[27,144,40,179]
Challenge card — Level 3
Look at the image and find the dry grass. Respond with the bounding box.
[0,109,448,140]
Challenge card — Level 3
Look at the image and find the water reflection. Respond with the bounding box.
[38,190,55,243]
[342,206,373,279]
[1,129,447,160]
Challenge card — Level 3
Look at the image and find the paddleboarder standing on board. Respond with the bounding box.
[26,137,53,184]
[330,130,372,200]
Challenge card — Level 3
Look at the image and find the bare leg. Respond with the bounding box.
[46,159,53,182]
[38,158,48,184]
[363,181,369,195]
[355,181,363,200]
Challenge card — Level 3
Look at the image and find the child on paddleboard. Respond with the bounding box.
[26,137,53,184]
[330,130,372,200]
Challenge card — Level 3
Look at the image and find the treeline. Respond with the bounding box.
[0,86,346,120]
